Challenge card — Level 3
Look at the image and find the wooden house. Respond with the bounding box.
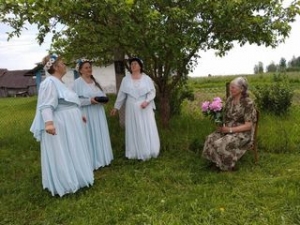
[0,68,42,97]
[0,62,117,98]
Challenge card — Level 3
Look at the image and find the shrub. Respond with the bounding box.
[253,73,293,115]
[169,83,194,115]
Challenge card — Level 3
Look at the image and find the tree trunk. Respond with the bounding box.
[158,92,171,128]
[113,49,125,128]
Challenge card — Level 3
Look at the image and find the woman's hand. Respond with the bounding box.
[217,126,230,134]
[45,122,56,135]
[110,108,118,116]
[91,97,99,105]
[140,101,149,109]
[218,122,252,134]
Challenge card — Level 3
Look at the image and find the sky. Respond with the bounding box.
[0,15,299,77]
[0,23,52,70]
[191,15,300,77]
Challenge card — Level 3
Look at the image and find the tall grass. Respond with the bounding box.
[1,73,300,224]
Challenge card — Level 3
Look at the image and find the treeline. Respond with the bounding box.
[254,55,300,74]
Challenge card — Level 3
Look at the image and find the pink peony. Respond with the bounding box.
[201,101,210,112]
[209,99,222,112]
[201,96,224,124]
[213,97,222,103]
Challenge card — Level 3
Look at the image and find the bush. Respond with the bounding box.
[253,73,293,115]
[169,83,194,115]
[286,67,300,72]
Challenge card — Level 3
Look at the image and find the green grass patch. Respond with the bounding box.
[1,73,300,224]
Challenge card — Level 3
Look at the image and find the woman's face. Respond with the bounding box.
[130,61,141,73]
[79,62,92,77]
[54,59,67,75]
[229,83,242,98]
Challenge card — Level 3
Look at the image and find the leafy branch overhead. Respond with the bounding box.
[1,0,299,125]
[1,0,299,66]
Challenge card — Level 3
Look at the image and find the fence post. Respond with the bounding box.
[35,69,42,92]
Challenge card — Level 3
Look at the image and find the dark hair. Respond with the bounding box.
[78,61,103,91]
[129,57,144,73]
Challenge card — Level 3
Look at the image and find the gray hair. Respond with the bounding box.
[231,77,248,98]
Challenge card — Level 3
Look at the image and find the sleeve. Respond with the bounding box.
[41,107,53,122]
[78,97,92,106]
[30,79,58,141]
[244,99,256,123]
[145,78,156,103]
[38,80,58,111]
[114,79,127,110]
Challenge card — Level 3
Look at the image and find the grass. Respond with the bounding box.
[1,141,300,224]
[1,73,300,224]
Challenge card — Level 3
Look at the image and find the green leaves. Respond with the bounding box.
[1,0,299,70]
[1,0,299,123]
[253,73,294,115]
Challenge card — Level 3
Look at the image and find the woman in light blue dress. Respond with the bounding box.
[73,59,113,170]
[30,54,94,197]
[110,57,160,161]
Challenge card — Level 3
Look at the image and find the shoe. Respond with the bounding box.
[226,166,238,172]
[205,162,222,172]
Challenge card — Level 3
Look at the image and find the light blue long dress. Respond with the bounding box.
[30,76,94,197]
[114,74,160,160]
[73,77,113,170]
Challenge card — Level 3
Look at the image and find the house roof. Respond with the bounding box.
[24,64,44,76]
[0,69,8,77]
[0,69,36,88]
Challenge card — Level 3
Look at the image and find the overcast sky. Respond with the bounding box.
[0,23,52,70]
[0,15,299,77]
[191,15,300,77]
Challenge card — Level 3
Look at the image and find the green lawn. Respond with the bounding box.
[1,142,300,225]
[1,73,300,224]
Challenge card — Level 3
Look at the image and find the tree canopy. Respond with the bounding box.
[1,0,299,125]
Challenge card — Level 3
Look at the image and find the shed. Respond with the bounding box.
[0,69,38,97]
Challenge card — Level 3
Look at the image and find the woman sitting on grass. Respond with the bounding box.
[202,77,257,171]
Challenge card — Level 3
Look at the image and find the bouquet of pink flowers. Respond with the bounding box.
[201,97,224,125]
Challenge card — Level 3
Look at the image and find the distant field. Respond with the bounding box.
[189,72,300,105]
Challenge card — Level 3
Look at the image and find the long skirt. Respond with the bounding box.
[124,98,160,161]
[41,106,94,197]
[202,131,250,171]
[82,104,113,170]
